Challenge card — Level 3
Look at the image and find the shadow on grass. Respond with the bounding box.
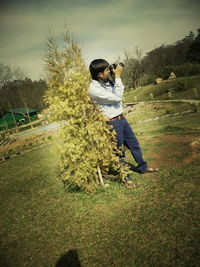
[55,249,81,267]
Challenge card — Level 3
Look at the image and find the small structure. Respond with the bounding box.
[168,72,176,80]
[155,78,163,84]
[0,108,38,131]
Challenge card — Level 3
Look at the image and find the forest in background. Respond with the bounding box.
[0,28,199,112]
[121,28,200,89]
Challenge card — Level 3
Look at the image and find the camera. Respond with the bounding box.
[108,63,124,83]
[109,62,125,75]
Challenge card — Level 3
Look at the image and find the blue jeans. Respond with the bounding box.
[107,117,147,174]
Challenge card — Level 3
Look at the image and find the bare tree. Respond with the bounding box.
[12,66,26,81]
[8,101,19,132]
[0,63,26,89]
[0,63,13,87]
[18,89,33,129]
[121,47,144,90]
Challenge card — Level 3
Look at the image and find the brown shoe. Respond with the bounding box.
[145,167,159,173]
[124,180,137,189]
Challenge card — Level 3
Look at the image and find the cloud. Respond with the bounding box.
[0,0,199,79]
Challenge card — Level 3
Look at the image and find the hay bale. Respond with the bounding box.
[155,78,163,84]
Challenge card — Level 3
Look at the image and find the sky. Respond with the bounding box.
[0,0,200,80]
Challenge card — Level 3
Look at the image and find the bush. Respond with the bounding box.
[44,30,129,193]
[165,104,176,114]
[139,73,157,86]
[157,63,200,79]
[176,80,188,91]
[175,63,200,77]
[157,66,173,80]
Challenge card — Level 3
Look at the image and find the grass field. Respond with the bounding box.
[0,107,200,266]
[124,75,200,102]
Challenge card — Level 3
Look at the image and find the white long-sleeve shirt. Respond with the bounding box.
[88,78,125,119]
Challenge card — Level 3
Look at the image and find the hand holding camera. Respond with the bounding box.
[109,63,124,78]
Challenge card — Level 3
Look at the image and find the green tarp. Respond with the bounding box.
[0,108,38,130]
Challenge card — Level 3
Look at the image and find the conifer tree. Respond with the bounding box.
[44,31,129,193]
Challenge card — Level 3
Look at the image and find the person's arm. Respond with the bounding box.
[88,82,122,104]
[114,78,125,98]
[112,64,125,97]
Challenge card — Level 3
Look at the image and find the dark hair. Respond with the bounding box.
[89,59,109,80]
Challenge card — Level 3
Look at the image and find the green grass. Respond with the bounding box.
[125,102,196,125]
[127,106,200,136]
[0,111,200,266]
[124,75,200,102]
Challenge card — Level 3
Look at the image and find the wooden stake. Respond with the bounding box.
[97,165,105,187]
[18,88,33,129]
[0,107,8,130]
[8,101,19,132]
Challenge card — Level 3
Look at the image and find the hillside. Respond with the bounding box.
[124,75,200,102]
[0,105,199,266]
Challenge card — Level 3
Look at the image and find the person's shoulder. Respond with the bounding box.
[89,79,101,90]
[90,79,100,85]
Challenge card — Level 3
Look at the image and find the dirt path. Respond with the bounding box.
[140,135,200,167]
[1,132,200,169]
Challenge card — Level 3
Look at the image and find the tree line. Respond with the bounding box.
[0,64,47,113]
[121,28,200,89]
[1,27,200,113]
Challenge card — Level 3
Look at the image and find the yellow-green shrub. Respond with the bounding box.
[44,31,129,193]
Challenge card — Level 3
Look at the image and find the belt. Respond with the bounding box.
[108,113,125,121]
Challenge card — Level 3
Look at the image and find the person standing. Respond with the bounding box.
[88,59,157,185]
